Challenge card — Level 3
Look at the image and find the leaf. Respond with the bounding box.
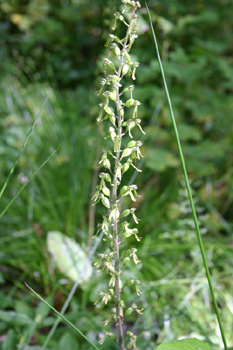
[0,291,13,308]
[14,300,35,319]
[156,15,174,34]
[177,124,201,141]
[0,310,32,326]
[3,329,16,350]
[47,231,92,284]
[145,149,179,172]
[157,338,214,350]
[59,333,79,350]
[35,296,54,324]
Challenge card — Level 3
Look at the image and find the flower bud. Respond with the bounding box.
[125,307,133,316]
[121,148,133,158]
[122,162,130,174]
[122,64,129,76]
[127,140,136,148]
[121,209,130,218]
[123,257,130,266]
[102,186,110,197]
[101,196,110,209]
[125,279,135,286]
[126,331,133,337]
[103,158,111,170]
[125,98,135,107]
[113,45,121,57]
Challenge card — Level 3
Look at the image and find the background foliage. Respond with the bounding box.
[0,0,233,349]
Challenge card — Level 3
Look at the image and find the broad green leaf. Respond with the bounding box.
[145,149,179,172]
[157,15,174,34]
[14,300,35,319]
[17,297,54,348]
[47,231,92,284]
[177,124,201,141]
[157,338,213,350]
[3,329,16,350]
[59,333,79,350]
[0,292,13,309]
[0,310,32,326]
[35,296,54,324]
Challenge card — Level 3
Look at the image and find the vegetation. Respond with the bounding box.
[0,0,233,349]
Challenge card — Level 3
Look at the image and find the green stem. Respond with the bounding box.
[24,283,100,350]
[146,2,228,349]
[112,18,133,350]
[0,97,48,200]
[0,149,58,219]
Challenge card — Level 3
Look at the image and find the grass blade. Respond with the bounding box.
[0,149,58,219]
[24,282,100,350]
[145,2,228,349]
[0,97,48,200]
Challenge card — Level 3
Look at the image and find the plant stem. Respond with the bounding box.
[112,21,132,350]
[112,55,125,350]
[94,4,142,347]
[113,175,124,349]
[112,116,124,348]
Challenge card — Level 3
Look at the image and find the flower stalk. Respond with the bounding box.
[93,1,143,349]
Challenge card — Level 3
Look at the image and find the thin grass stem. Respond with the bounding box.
[24,282,100,350]
[145,2,228,349]
[41,230,104,350]
[0,97,48,200]
[0,149,58,219]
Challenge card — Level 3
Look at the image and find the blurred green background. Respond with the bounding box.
[0,0,233,349]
